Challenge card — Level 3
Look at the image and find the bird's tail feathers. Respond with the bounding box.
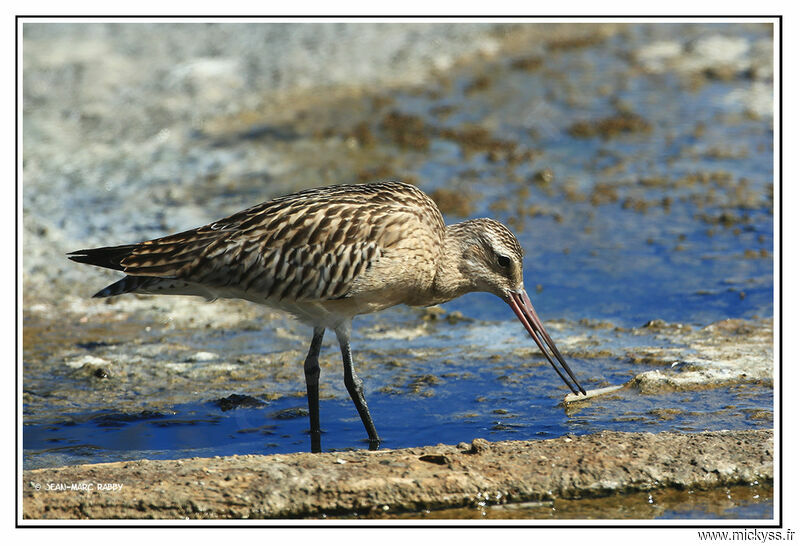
[67,244,138,271]
[92,276,150,298]
[92,275,217,301]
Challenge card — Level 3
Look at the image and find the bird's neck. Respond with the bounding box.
[426,223,477,305]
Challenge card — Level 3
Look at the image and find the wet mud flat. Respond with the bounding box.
[23,429,772,520]
[22,304,774,469]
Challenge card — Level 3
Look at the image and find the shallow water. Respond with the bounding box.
[413,26,773,328]
[24,309,773,468]
[23,22,775,519]
[382,484,773,520]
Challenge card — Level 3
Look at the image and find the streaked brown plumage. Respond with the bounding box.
[69,181,584,449]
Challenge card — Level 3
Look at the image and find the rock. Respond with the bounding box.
[22,430,772,519]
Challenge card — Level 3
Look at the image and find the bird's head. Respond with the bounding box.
[447,218,585,396]
[450,218,525,298]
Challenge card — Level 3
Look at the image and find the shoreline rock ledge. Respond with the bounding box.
[23,429,772,519]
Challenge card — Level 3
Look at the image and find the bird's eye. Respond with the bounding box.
[497,255,511,268]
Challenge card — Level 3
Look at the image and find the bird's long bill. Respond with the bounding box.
[507,289,586,395]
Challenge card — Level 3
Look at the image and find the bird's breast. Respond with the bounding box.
[345,239,440,308]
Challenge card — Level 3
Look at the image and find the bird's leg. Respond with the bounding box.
[304,327,325,452]
[335,325,381,447]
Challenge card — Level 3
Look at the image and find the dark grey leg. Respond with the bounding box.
[304,327,325,452]
[335,326,380,447]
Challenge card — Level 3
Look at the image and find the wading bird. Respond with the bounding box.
[69,181,584,450]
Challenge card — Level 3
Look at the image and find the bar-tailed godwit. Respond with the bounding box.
[68,181,584,449]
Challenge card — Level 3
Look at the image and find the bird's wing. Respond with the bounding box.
[111,182,443,302]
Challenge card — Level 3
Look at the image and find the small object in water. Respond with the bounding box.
[214,393,266,411]
[68,181,585,449]
[563,384,625,404]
